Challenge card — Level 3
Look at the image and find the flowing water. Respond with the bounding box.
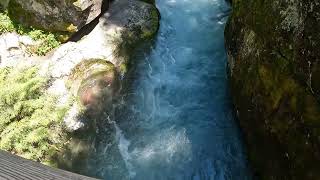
[87,0,252,179]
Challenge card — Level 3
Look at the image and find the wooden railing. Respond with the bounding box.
[0,150,98,180]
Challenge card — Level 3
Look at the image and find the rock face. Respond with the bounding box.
[225,0,320,179]
[5,0,104,33]
[41,0,159,131]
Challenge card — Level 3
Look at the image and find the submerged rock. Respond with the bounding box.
[225,0,320,179]
[6,0,104,33]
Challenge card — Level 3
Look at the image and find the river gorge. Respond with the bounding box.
[84,0,252,179]
[0,0,319,179]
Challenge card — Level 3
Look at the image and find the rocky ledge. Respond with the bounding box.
[0,0,159,170]
[225,0,320,179]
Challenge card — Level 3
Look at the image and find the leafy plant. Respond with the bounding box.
[0,67,69,165]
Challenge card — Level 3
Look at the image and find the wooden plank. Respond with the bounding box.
[0,150,99,180]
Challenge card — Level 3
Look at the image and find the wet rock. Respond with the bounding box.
[63,103,87,132]
[68,59,118,106]
[41,0,159,132]
[225,0,320,179]
[64,59,119,131]
[6,0,103,33]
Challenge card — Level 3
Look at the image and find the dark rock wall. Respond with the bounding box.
[225,0,320,179]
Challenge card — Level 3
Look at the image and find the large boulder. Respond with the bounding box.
[41,0,159,131]
[62,59,119,131]
[6,0,104,33]
[225,0,320,179]
[43,0,159,78]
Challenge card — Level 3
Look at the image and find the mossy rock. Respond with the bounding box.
[7,0,103,33]
[68,59,119,107]
[225,0,320,179]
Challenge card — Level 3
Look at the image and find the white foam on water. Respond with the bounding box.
[111,119,193,178]
[107,116,137,178]
[131,127,192,165]
[115,124,137,178]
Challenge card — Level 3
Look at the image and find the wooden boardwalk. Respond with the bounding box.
[0,150,98,180]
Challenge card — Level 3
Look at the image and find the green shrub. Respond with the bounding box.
[0,11,15,33]
[0,67,69,165]
[0,11,61,56]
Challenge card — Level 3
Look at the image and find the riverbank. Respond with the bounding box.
[0,0,159,171]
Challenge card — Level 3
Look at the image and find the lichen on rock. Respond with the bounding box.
[225,0,320,179]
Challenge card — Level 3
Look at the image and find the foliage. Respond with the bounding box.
[0,67,69,165]
[0,11,61,56]
[0,11,15,33]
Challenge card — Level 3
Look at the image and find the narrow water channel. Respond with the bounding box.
[88,0,252,179]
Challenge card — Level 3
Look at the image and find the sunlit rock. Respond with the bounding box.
[39,0,159,132]
[0,32,38,67]
[6,0,103,33]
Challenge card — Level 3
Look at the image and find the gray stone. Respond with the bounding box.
[42,0,159,79]
[41,0,159,132]
[7,0,104,33]
[0,32,38,68]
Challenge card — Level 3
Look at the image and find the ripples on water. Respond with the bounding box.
[87,0,252,179]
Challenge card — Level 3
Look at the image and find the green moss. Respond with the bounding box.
[0,67,71,164]
[67,59,115,96]
[119,63,127,75]
[65,23,78,33]
[68,59,114,84]
[141,8,159,39]
[226,0,320,178]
